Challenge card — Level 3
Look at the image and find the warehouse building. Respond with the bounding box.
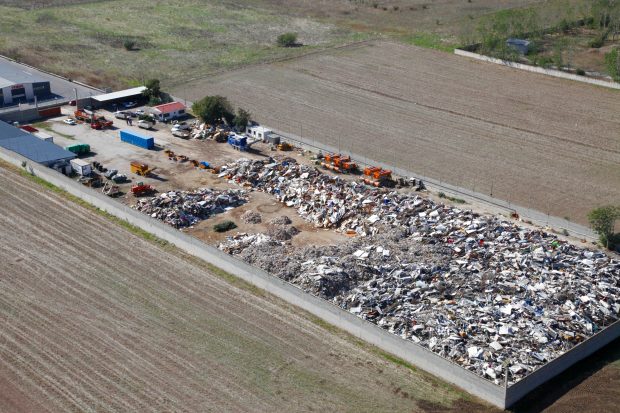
[0,121,75,169]
[0,73,51,107]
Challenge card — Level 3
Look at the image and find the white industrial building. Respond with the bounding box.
[0,73,51,106]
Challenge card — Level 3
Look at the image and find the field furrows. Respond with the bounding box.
[174,41,620,225]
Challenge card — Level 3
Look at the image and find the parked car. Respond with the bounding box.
[114,111,130,120]
[63,118,77,125]
[171,122,190,131]
[122,101,137,109]
[172,129,190,138]
[134,109,145,115]
[137,119,154,129]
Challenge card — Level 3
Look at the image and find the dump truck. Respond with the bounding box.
[74,109,93,122]
[130,161,154,176]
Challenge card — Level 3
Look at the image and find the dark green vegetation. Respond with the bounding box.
[468,0,620,78]
[588,205,620,250]
[192,95,234,124]
[277,32,298,47]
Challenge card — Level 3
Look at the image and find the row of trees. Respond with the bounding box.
[470,0,620,60]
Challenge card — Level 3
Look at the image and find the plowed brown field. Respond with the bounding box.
[0,166,492,412]
[172,41,620,225]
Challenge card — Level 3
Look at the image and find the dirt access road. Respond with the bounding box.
[172,41,620,226]
[0,164,493,412]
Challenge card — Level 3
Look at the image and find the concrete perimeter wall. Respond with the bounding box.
[454,49,620,90]
[506,319,620,406]
[3,147,619,409]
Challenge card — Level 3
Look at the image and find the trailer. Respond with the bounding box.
[120,130,154,150]
[70,159,92,176]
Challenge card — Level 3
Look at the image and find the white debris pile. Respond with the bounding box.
[132,188,247,228]
[217,158,620,385]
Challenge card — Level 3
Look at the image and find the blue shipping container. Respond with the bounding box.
[120,130,154,150]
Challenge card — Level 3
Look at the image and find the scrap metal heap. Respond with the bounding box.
[132,188,247,228]
[218,158,620,386]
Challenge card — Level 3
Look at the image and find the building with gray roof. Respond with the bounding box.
[0,121,75,166]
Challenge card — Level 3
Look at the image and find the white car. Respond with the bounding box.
[63,118,76,125]
[134,109,145,115]
[171,122,190,131]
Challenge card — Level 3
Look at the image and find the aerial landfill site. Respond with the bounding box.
[131,157,620,386]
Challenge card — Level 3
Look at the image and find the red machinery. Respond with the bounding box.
[131,183,154,197]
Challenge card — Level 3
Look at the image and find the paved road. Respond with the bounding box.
[0,56,102,103]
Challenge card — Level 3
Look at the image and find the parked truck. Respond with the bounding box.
[120,130,154,149]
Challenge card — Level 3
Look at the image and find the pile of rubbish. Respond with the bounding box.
[241,210,262,224]
[218,158,620,385]
[132,188,247,228]
[269,215,292,225]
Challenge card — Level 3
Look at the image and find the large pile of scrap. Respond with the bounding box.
[132,188,247,228]
[218,158,620,385]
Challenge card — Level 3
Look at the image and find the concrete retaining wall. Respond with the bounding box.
[506,320,620,406]
[454,49,620,90]
[2,146,618,409]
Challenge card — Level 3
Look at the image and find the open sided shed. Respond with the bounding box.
[90,86,147,108]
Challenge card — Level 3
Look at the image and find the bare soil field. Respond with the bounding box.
[0,164,495,412]
[172,41,620,226]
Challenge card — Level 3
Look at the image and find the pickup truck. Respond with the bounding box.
[137,119,154,129]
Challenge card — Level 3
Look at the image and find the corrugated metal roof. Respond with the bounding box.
[0,121,76,164]
[152,101,186,114]
[91,86,147,102]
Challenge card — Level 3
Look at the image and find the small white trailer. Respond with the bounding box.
[70,159,92,176]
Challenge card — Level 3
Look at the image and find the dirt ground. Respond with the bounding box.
[171,40,620,226]
[0,164,496,412]
[43,109,350,246]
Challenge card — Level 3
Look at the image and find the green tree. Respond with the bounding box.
[605,47,620,81]
[233,108,251,130]
[588,205,620,249]
[144,79,161,98]
[192,95,234,124]
[277,32,298,47]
